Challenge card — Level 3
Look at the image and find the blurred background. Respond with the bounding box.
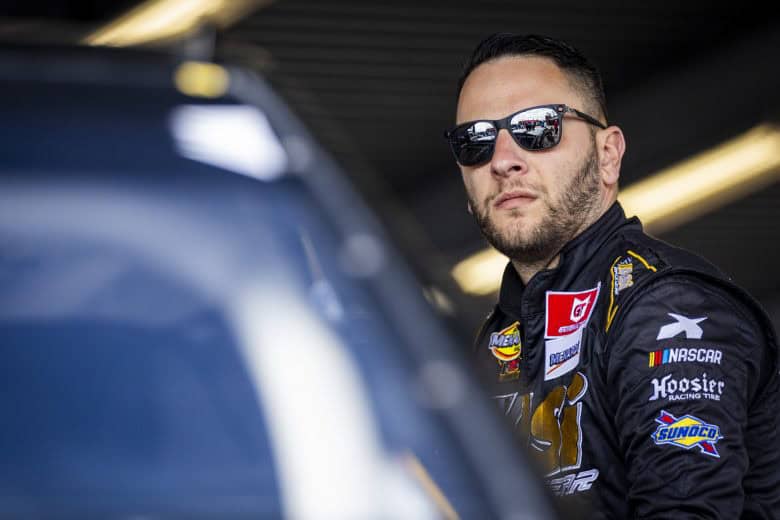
[2,0,779,347]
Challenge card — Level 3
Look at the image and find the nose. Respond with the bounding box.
[490,129,528,178]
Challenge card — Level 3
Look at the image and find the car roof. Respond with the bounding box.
[0,44,560,520]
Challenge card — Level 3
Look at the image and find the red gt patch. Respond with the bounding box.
[545,284,600,338]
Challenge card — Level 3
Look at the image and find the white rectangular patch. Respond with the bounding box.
[544,327,583,381]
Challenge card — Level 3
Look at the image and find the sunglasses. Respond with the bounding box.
[444,103,606,166]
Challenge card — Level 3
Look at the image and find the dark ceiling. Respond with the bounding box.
[2,1,779,339]
[221,1,780,338]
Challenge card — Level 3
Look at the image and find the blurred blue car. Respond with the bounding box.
[0,45,558,519]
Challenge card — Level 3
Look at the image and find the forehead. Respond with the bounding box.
[456,56,583,123]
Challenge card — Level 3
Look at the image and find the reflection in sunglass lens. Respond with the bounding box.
[448,106,566,165]
[509,107,561,151]
[451,121,496,165]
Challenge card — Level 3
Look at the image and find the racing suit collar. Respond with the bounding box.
[497,202,638,318]
[560,201,632,256]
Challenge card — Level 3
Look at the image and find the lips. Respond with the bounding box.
[494,190,537,209]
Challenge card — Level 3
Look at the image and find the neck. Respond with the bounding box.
[511,255,560,285]
[509,195,617,285]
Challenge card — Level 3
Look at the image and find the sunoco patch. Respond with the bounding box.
[651,410,722,457]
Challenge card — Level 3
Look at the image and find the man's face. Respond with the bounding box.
[457,56,604,263]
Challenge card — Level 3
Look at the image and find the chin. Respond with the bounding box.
[498,213,537,235]
[497,226,534,249]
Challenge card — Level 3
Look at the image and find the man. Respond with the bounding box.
[445,33,780,518]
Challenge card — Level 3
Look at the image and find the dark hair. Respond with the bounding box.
[457,33,608,123]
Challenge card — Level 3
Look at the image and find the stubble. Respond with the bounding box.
[468,143,601,264]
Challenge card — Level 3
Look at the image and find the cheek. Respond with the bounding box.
[537,155,578,200]
[460,172,478,200]
[461,168,493,201]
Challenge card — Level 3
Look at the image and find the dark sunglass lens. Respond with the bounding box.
[451,121,497,165]
[509,107,561,150]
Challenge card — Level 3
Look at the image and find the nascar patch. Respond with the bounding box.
[651,410,722,457]
[648,347,722,367]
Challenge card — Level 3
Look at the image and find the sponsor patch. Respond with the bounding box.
[545,284,600,338]
[544,327,583,381]
[648,372,725,402]
[648,347,722,367]
[547,469,599,496]
[489,322,522,381]
[489,321,521,362]
[651,410,722,457]
[656,313,707,340]
[613,257,633,295]
[498,358,520,381]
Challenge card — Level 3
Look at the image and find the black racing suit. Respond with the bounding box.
[474,202,780,519]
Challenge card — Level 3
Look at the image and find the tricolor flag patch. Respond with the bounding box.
[648,349,669,367]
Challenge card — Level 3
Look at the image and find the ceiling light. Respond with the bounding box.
[619,124,780,234]
[174,61,229,98]
[452,124,780,296]
[451,247,509,297]
[82,0,269,47]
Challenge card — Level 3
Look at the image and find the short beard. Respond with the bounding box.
[468,144,601,264]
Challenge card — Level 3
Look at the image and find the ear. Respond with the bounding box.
[597,125,625,187]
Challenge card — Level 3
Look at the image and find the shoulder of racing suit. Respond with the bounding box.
[598,227,779,395]
[588,227,780,518]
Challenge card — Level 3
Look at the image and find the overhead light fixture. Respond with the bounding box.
[174,61,229,98]
[82,0,270,47]
[452,124,780,296]
[619,124,780,234]
[451,248,510,297]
